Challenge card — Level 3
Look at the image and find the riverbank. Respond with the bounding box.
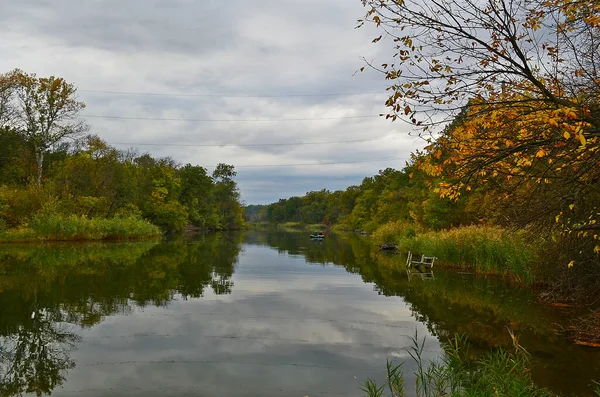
[371,221,538,284]
[247,221,328,233]
[367,221,600,348]
[0,214,161,242]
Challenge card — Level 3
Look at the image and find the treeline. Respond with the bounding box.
[0,132,244,233]
[245,163,475,232]
[0,69,244,237]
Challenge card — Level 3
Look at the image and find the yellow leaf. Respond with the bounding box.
[569,204,575,210]
[563,131,571,139]
[568,260,575,268]
[579,134,587,146]
[535,148,546,158]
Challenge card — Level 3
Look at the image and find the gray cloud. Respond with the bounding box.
[0,0,424,203]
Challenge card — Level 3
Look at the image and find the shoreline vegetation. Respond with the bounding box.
[248,221,537,282]
[363,332,600,397]
[371,223,537,284]
[0,214,161,242]
[0,69,245,243]
[247,221,328,233]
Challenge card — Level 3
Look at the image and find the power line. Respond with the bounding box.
[84,114,382,122]
[108,136,391,147]
[206,157,408,169]
[79,89,385,98]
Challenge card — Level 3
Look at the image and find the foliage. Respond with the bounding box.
[358,0,600,258]
[0,70,246,239]
[0,214,160,242]
[371,220,421,246]
[362,332,553,397]
[0,135,245,238]
[2,69,88,186]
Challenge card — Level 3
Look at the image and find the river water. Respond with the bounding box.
[0,232,598,396]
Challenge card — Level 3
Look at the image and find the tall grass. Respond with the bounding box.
[373,223,537,283]
[0,214,161,242]
[362,331,553,397]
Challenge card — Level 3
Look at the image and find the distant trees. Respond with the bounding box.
[248,165,480,232]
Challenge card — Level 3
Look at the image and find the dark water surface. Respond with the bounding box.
[0,232,598,396]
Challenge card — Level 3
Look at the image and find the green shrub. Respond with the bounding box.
[145,200,189,233]
[0,185,45,227]
[115,203,143,218]
[372,221,423,246]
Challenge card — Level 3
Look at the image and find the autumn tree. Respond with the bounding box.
[360,0,600,255]
[9,70,88,186]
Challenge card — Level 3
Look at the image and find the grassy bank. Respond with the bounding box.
[247,221,328,232]
[372,222,538,283]
[0,214,161,242]
[362,332,568,397]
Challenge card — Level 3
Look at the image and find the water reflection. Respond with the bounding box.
[0,232,598,396]
[0,307,79,397]
[0,235,242,396]
[249,232,600,396]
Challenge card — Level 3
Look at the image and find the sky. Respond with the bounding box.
[0,0,425,204]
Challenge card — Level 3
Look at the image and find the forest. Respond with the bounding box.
[0,70,245,240]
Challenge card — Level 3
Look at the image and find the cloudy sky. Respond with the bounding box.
[0,0,425,204]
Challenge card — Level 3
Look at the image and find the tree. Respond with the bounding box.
[0,72,16,127]
[10,70,88,186]
[178,164,215,228]
[212,163,244,229]
[360,0,600,254]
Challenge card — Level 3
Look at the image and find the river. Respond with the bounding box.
[0,232,598,396]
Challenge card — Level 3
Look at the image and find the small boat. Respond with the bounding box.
[309,233,325,239]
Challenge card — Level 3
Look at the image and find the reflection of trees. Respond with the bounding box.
[253,231,599,396]
[0,233,243,396]
[0,304,79,397]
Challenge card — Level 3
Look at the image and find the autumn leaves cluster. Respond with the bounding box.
[361,0,600,260]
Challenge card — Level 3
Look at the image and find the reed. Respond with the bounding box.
[373,223,537,283]
[0,214,161,242]
[362,332,553,397]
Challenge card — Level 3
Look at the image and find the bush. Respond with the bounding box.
[372,221,423,246]
[145,200,189,233]
[0,185,45,227]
